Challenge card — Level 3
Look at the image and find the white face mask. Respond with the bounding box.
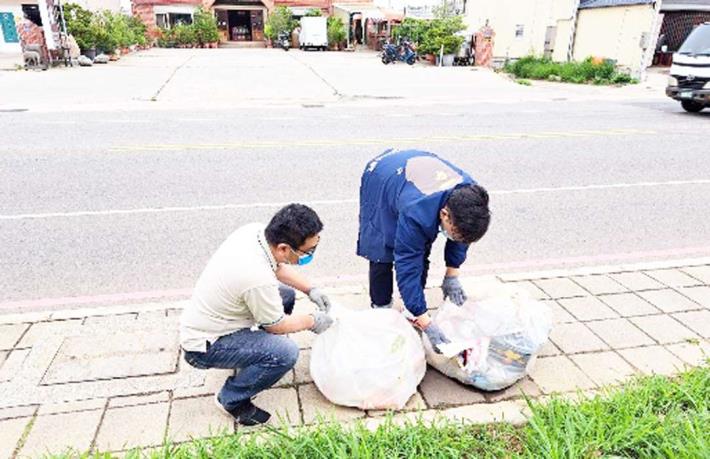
[439,225,455,241]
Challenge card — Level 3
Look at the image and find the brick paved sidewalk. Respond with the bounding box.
[1,258,709,458]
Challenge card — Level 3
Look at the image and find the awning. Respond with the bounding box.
[333,3,402,21]
[661,0,710,11]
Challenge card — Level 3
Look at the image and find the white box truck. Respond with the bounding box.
[666,22,710,113]
[299,16,328,51]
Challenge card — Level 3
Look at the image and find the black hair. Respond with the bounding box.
[265,204,323,249]
[446,184,491,244]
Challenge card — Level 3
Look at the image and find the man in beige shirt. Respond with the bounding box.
[180,204,333,426]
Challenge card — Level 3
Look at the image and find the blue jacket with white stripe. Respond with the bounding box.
[356,150,475,316]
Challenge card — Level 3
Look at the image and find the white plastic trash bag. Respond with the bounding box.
[423,285,552,391]
[310,306,426,410]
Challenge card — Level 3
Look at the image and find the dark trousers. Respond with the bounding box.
[369,245,431,307]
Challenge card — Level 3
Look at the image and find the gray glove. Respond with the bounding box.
[308,288,332,313]
[423,323,450,354]
[310,312,334,334]
[441,276,467,306]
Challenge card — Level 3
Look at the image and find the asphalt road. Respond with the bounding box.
[2,84,709,312]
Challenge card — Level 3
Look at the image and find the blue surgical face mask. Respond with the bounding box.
[296,253,313,266]
[290,246,315,266]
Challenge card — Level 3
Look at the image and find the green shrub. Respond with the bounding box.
[192,7,219,45]
[173,23,196,46]
[63,3,97,51]
[505,55,636,86]
[264,6,295,40]
[304,8,322,16]
[327,16,346,47]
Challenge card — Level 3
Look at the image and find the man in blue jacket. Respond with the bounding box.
[357,149,491,351]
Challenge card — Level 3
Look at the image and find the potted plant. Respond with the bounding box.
[419,16,465,67]
[63,3,98,59]
[327,16,346,51]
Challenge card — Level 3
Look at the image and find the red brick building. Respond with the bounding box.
[132,0,373,45]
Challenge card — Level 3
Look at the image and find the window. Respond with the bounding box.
[155,12,193,29]
[515,24,524,38]
[22,4,42,26]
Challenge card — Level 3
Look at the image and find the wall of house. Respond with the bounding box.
[0,0,24,54]
[466,0,577,61]
[573,4,656,74]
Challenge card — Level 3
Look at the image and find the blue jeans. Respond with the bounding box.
[183,284,298,410]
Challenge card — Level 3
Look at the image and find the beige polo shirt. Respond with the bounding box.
[179,223,285,352]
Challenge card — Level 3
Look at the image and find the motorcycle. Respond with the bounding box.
[277,32,291,51]
[381,39,416,65]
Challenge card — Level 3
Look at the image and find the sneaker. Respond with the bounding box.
[214,393,271,426]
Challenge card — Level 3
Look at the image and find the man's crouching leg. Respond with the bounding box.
[185,329,299,426]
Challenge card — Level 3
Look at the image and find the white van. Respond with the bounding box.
[666,22,710,113]
[299,17,328,51]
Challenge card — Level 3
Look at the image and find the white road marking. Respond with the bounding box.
[2,179,709,221]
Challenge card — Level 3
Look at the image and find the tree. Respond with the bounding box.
[264,6,296,40]
[192,7,220,45]
[304,8,322,17]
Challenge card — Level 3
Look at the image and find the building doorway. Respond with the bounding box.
[228,10,251,41]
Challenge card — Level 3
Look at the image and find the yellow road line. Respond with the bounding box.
[109,129,657,152]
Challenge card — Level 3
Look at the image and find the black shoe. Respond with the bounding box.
[214,394,271,426]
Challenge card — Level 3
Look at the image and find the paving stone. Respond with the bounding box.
[289,331,315,350]
[137,310,168,321]
[609,272,665,291]
[0,324,29,350]
[549,322,609,354]
[630,315,699,344]
[0,405,37,420]
[598,293,660,317]
[294,349,312,385]
[618,346,685,376]
[109,392,170,408]
[37,398,106,415]
[665,340,710,367]
[484,377,541,402]
[424,287,445,309]
[17,320,82,347]
[299,384,365,424]
[369,392,427,415]
[586,319,655,349]
[542,300,576,324]
[167,396,233,443]
[253,387,301,426]
[506,281,548,300]
[644,269,702,288]
[558,296,619,321]
[682,265,710,284]
[672,310,710,338]
[19,410,103,458]
[172,369,233,399]
[538,340,562,357]
[528,356,596,393]
[677,286,710,309]
[335,293,372,312]
[83,313,138,328]
[95,402,170,452]
[571,275,627,295]
[533,278,588,299]
[418,367,486,408]
[0,417,31,459]
[43,331,179,384]
[637,289,703,313]
[0,348,31,383]
[570,351,637,387]
[443,401,527,426]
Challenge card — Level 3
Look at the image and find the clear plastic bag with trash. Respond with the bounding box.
[423,283,553,391]
[310,304,426,410]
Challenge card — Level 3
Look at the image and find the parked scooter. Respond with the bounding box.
[277,32,291,51]
[381,39,417,65]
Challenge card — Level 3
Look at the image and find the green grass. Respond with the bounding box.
[50,364,709,459]
[504,55,638,86]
